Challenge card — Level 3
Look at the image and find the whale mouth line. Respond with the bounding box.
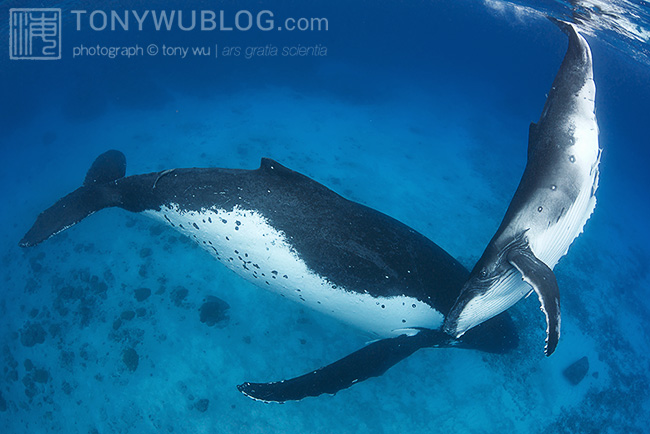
[445,268,527,338]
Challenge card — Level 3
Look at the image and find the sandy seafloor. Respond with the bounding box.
[1,2,650,434]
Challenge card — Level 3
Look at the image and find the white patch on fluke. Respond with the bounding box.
[143,204,443,338]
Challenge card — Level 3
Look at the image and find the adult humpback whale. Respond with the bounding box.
[21,152,517,402]
[444,20,600,356]
[20,19,594,403]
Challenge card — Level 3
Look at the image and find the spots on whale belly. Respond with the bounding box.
[164,214,174,227]
[143,203,444,337]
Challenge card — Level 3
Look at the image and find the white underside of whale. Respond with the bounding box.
[143,203,444,338]
[530,76,600,269]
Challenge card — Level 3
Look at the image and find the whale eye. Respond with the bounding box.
[538,206,543,212]
[569,155,576,163]
[479,268,488,279]
[550,185,557,191]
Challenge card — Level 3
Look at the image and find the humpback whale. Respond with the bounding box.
[20,18,594,403]
[21,152,517,402]
[444,20,600,356]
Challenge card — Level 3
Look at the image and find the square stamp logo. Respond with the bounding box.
[9,8,62,60]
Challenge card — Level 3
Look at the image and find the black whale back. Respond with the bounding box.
[119,158,467,314]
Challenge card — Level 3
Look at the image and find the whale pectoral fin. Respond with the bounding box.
[507,247,560,356]
[237,330,450,403]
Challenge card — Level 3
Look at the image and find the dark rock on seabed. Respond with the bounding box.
[563,356,589,386]
[121,310,136,320]
[134,287,152,302]
[199,296,230,327]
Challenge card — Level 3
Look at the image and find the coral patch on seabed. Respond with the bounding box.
[19,323,46,347]
[199,296,230,327]
[171,286,189,307]
[122,348,139,372]
[194,398,210,413]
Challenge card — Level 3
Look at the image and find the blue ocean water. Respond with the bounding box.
[1,0,649,432]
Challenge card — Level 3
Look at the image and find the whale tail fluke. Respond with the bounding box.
[547,16,572,33]
[19,150,126,248]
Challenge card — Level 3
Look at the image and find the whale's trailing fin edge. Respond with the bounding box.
[19,150,126,248]
[238,330,450,403]
[507,246,560,356]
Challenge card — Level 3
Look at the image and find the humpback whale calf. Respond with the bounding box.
[444,20,600,357]
[21,152,517,402]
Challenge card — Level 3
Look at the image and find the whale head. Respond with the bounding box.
[443,244,528,339]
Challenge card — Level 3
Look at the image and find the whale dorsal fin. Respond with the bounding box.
[259,158,292,174]
[507,245,560,356]
[83,150,126,186]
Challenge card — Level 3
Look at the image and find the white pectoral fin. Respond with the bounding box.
[507,246,561,356]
